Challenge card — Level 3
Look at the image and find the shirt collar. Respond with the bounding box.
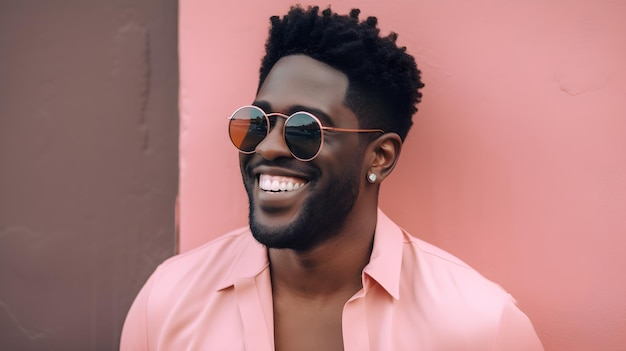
[217,208,405,299]
[362,208,404,300]
[217,231,269,291]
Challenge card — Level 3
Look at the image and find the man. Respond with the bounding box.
[121,5,543,350]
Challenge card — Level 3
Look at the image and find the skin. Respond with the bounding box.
[239,55,403,351]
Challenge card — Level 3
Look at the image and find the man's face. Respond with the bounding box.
[239,55,366,251]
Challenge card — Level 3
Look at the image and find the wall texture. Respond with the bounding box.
[179,0,625,350]
[0,1,178,349]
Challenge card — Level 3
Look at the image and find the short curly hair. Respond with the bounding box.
[258,5,424,141]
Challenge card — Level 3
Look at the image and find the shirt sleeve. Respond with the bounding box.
[494,295,544,350]
[120,271,157,351]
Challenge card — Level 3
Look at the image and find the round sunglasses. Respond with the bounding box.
[228,105,384,161]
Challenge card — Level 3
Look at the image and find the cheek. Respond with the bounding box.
[238,154,252,179]
[239,152,249,167]
[325,134,361,157]
[321,136,365,173]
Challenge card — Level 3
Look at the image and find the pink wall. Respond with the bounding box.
[179,1,626,350]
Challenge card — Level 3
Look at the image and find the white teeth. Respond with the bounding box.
[259,174,307,192]
[263,178,272,190]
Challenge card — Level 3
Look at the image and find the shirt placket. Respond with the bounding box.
[342,289,371,351]
[234,276,274,351]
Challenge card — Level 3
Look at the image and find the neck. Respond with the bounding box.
[268,206,377,298]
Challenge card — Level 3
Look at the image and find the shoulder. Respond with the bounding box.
[140,227,258,327]
[401,230,508,300]
[163,226,252,267]
[120,227,259,349]
[404,233,479,272]
[151,226,252,289]
[401,230,538,334]
[397,230,544,348]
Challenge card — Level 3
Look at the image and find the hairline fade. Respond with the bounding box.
[258,5,424,141]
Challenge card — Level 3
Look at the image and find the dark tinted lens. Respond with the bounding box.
[284,113,322,160]
[229,107,267,152]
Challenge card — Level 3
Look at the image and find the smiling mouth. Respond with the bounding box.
[259,174,309,193]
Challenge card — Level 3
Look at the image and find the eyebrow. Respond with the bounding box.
[252,100,336,127]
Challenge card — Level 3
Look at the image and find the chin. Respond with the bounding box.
[243,155,362,251]
[248,190,357,252]
[248,206,316,251]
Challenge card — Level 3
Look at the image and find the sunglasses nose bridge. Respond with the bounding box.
[254,116,292,161]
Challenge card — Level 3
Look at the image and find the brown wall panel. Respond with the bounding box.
[0,1,178,350]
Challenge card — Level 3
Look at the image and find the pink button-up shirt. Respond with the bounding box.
[121,210,543,350]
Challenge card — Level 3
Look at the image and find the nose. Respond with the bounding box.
[254,118,291,160]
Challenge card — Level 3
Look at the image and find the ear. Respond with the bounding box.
[364,133,403,184]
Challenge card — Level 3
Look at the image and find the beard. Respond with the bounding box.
[246,163,361,252]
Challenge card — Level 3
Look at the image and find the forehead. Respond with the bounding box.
[255,55,356,127]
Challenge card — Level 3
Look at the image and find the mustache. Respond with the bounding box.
[244,156,320,178]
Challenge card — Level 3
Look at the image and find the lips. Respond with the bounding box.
[259,174,308,192]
